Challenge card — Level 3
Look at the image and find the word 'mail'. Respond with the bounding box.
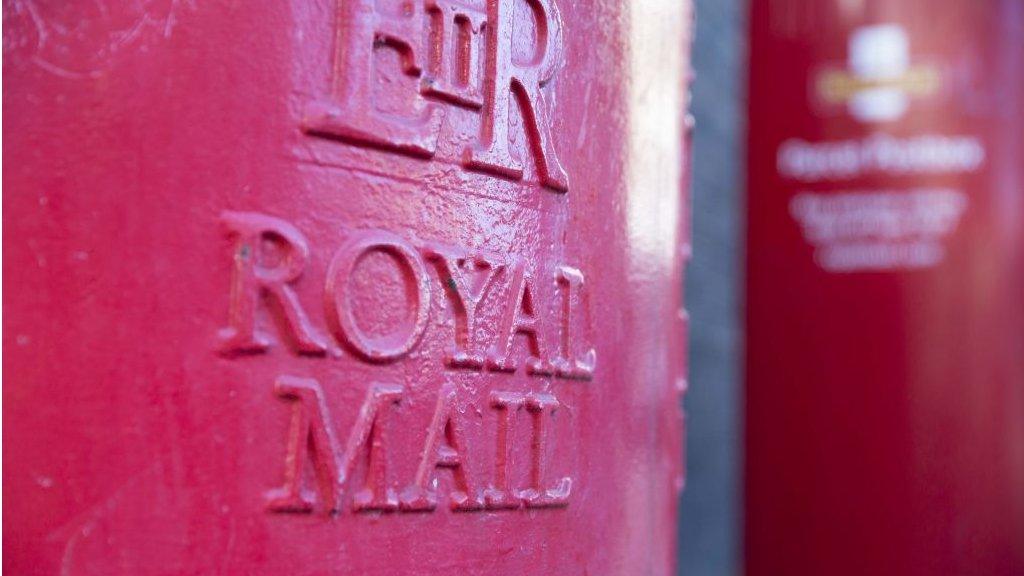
[266,376,571,514]
[217,211,596,380]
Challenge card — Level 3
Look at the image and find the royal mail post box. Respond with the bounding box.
[746,1,1024,575]
[3,1,693,574]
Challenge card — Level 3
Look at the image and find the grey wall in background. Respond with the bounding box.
[678,0,745,575]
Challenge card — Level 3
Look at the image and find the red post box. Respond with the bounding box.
[3,1,693,574]
[746,1,1024,575]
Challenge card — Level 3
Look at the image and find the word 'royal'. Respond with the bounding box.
[217,211,595,380]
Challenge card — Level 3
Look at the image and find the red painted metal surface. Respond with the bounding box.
[3,1,692,574]
[746,1,1024,575]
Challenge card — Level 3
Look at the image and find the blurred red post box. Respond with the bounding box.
[746,1,1024,575]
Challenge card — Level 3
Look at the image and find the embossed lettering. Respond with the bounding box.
[266,377,404,513]
[487,260,554,374]
[326,230,432,362]
[304,0,442,156]
[218,212,329,356]
[423,244,504,369]
[304,0,569,191]
[266,376,574,515]
[553,265,596,379]
[266,376,342,513]
[463,0,569,191]
[401,383,483,511]
[519,393,571,507]
[484,391,525,509]
[339,383,405,511]
[219,216,592,380]
[423,0,487,108]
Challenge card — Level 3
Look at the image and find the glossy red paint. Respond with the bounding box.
[746,1,1024,575]
[3,1,692,574]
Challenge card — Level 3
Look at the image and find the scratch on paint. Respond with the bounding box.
[13,0,195,80]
